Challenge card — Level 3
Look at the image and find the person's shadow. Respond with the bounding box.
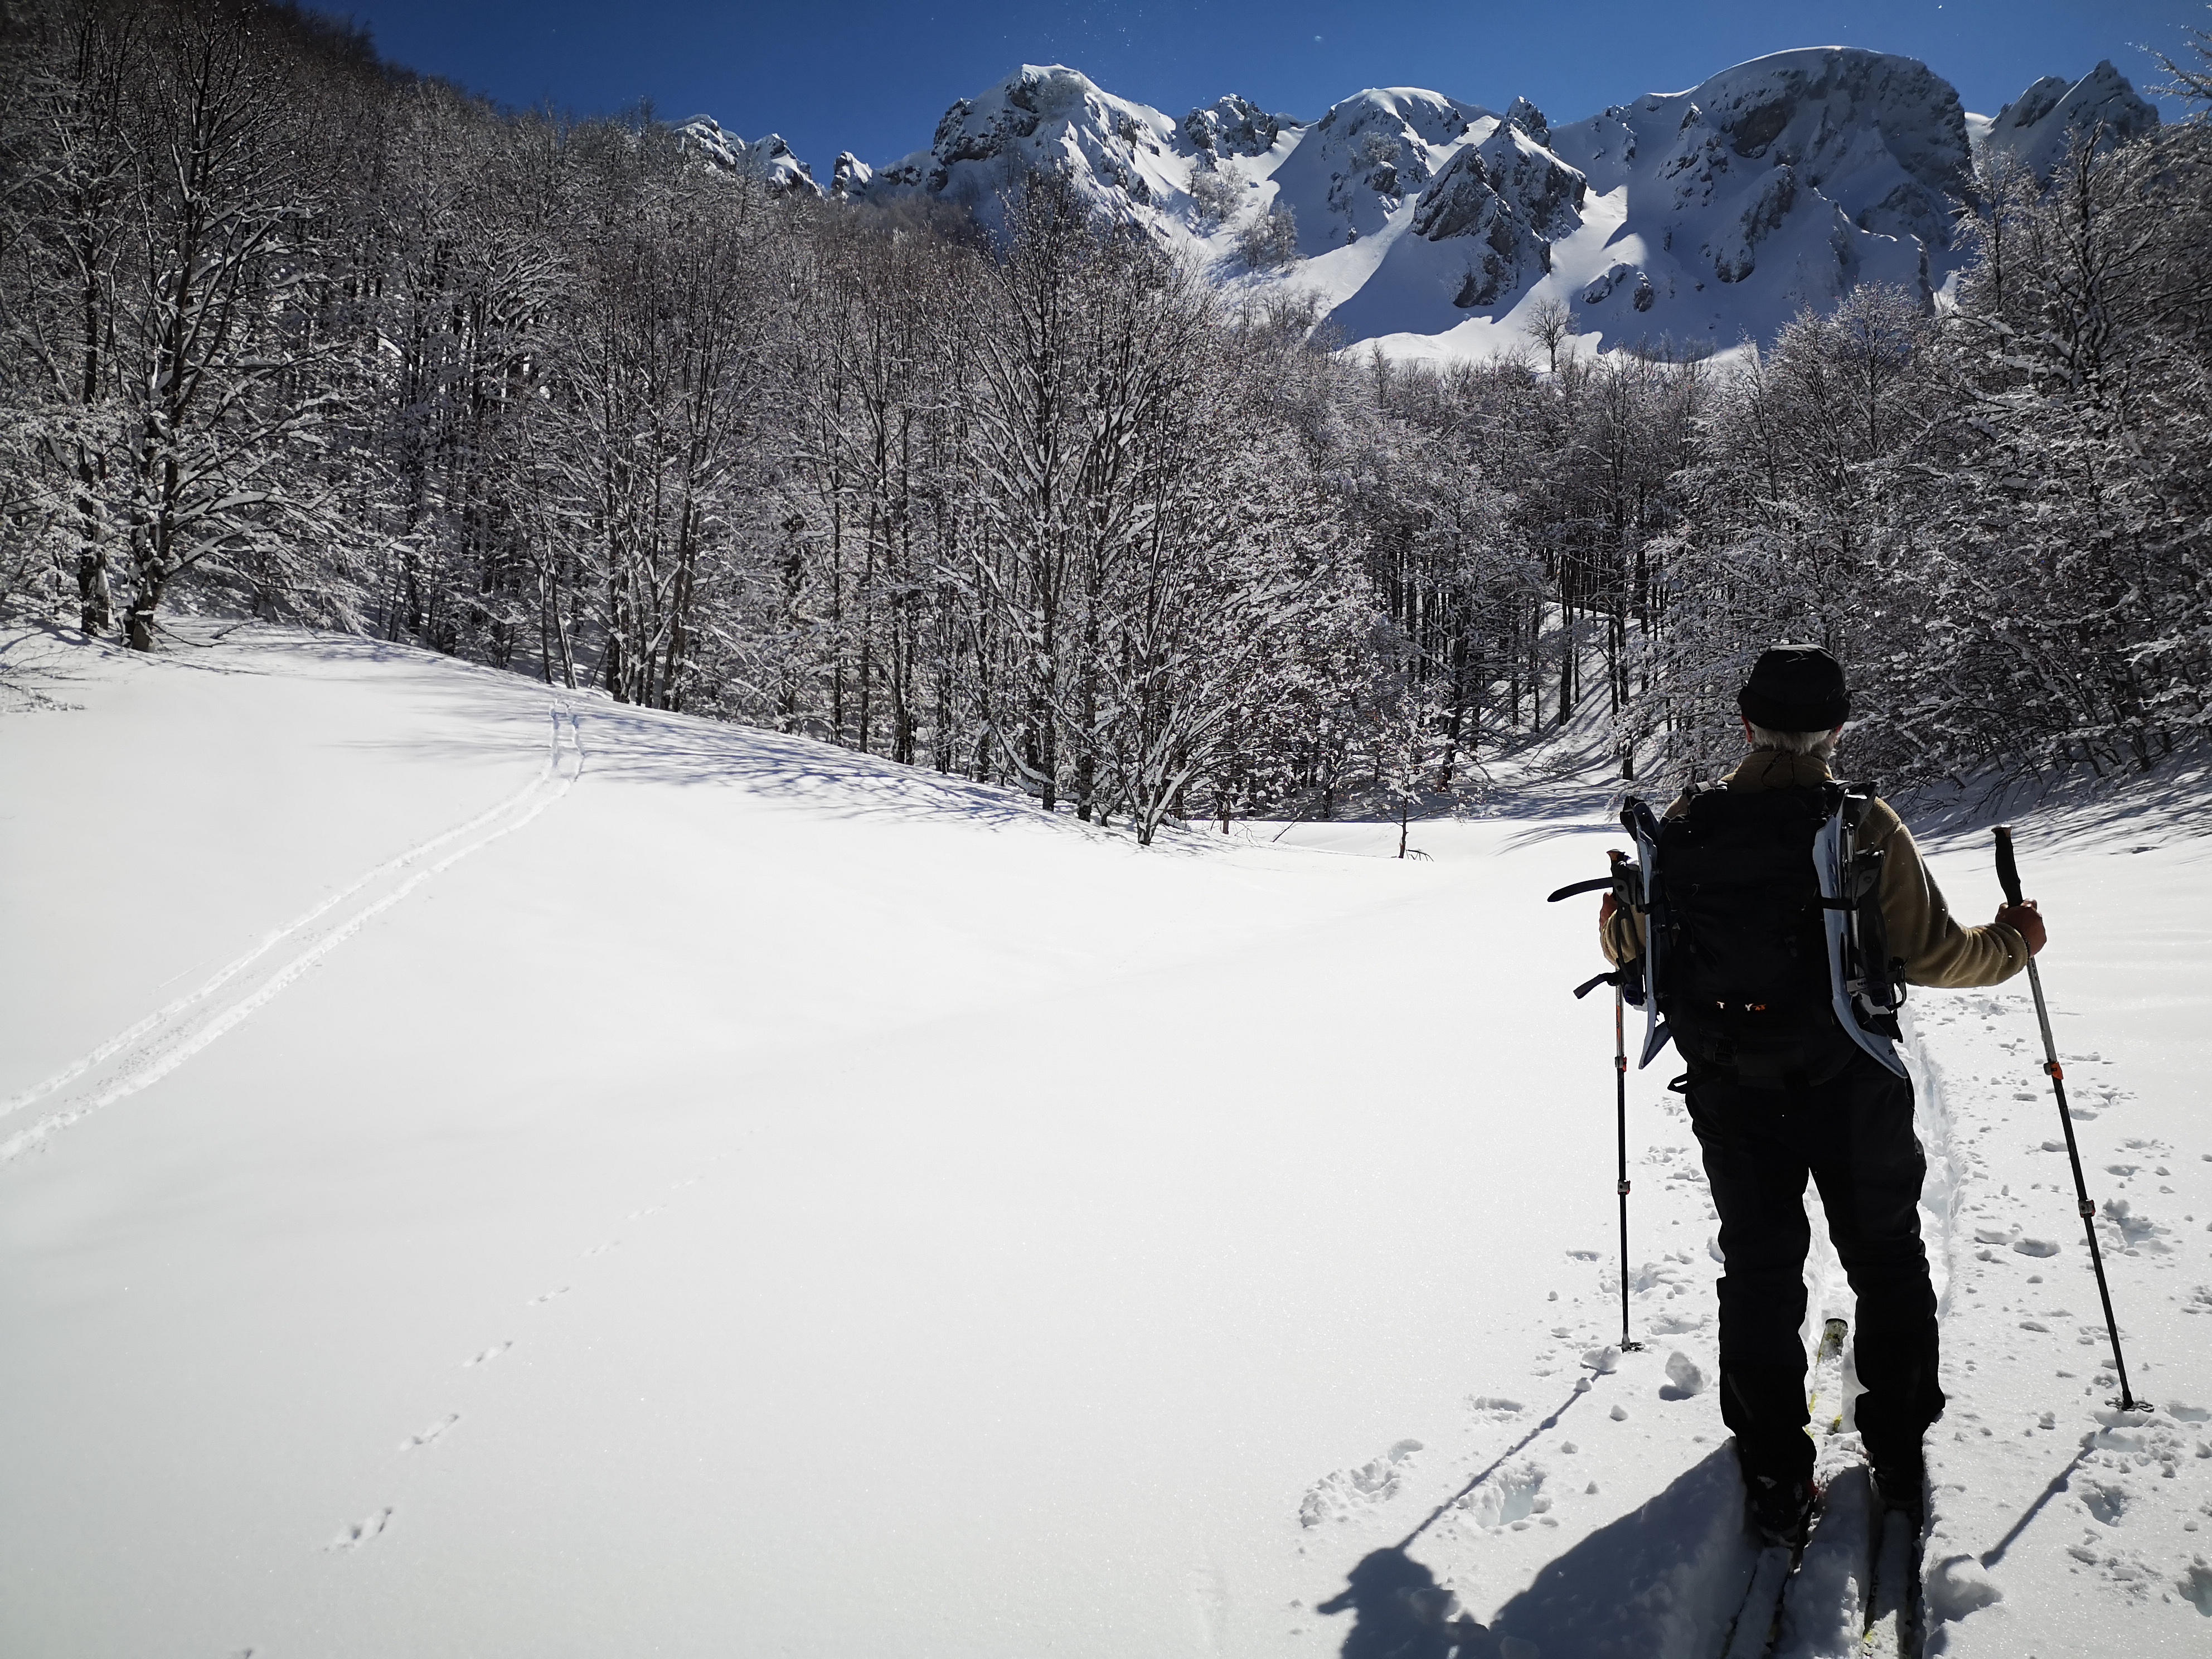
[1317,1548,1495,1658]
[1320,1447,1755,1659]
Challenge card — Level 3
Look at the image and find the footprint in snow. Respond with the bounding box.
[1299,1440,1424,1527]
[463,1341,512,1369]
[2079,1479,2129,1526]
[2179,1561,2212,1616]
[401,1413,458,1451]
[326,1507,392,1552]
[583,1240,620,1259]
[528,1286,568,1307]
[1924,1554,2002,1619]
[1454,1461,1550,1530]
[2098,1199,2170,1253]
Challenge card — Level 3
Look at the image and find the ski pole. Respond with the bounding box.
[1993,825,2142,1411]
[1612,973,1642,1353]
[1551,852,1643,1354]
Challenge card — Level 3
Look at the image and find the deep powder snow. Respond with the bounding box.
[2,623,2208,1657]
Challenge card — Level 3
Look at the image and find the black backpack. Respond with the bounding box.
[1621,782,1905,1083]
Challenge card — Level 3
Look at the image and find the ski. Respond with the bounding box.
[1715,1317,1849,1658]
[1859,1503,1919,1656]
[1719,1543,1803,1659]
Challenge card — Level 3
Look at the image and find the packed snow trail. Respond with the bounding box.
[1860,1506,1918,1655]
[3,623,2209,1658]
[0,702,581,1161]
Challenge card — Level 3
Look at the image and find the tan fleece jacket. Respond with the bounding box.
[1600,749,2028,988]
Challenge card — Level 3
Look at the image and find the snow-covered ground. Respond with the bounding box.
[2,622,2208,1657]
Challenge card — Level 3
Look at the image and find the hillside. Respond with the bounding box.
[4,620,2208,1656]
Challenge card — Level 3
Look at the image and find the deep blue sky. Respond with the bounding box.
[340,0,2208,171]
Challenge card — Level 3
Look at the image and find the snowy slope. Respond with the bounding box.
[1536,49,1972,353]
[4,622,2209,1657]
[725,48,2154,364]
[1246,89,1594,349]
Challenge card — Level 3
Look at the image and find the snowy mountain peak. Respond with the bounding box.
[1526,47,1983,351]
[685,46,2158,361]
[1503,96,1550,145]
[1274,87,1486,248]
[1183,95,1292,164]
[858,64,1204,226]
[1974,60,2160,177]
[831,152,872,199]
[676,117,823,197]
[1566,47,1972,241]
[1406,122,1589,305]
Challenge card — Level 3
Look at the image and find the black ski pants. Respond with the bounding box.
[1682,1050,1944,1487]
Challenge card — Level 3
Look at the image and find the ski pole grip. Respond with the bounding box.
[1993,825,2025,908]
[1547,876,1614,903]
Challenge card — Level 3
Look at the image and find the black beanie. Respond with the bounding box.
[1738,643,1850,732]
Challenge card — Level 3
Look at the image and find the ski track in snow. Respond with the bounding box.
[0,678,668,1566]
[0,701,584,1163]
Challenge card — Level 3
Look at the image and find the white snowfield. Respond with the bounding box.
[2,623,2208,1657]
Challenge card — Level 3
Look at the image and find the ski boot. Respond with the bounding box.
[1746,1472,1817,1549]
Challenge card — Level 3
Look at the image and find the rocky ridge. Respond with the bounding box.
[1968,59,2159,178]
[676,116,822,197]
[690,52,2158,360]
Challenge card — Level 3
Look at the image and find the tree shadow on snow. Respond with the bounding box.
[310,670,1064,835]
[1321,1446,1756,1659]
[561,700,1163,838]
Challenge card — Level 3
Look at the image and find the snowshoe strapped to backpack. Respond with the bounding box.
[1618,781,1907,1083]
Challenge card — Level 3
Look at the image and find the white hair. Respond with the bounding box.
[1747,720,1840,759]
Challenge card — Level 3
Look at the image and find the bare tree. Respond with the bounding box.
[3,0,141,632]
[101,6,342,648]
[1523,294,1579,375]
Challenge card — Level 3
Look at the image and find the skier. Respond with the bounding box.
[1597,644,2045,1548]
